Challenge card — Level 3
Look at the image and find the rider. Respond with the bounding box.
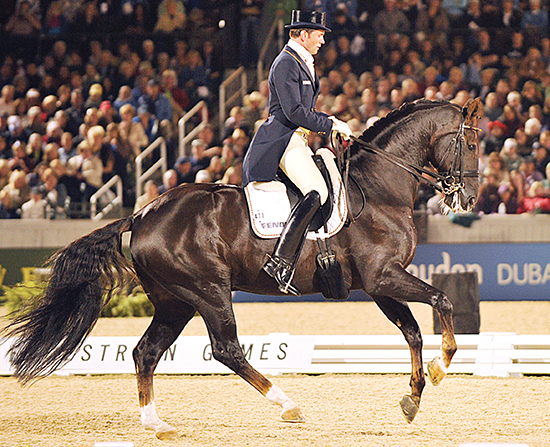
[242,10,353,295]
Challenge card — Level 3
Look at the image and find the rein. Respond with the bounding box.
[347,115,480,196]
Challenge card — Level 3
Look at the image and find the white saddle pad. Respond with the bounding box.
[244,149,348,240]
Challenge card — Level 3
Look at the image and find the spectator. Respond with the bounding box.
[85,83,103,110]
[519,155,544,195]
[4,0,42,36]
[41,167,68,219]
[134,179,159,212]
[174,155,195,184]
[138,78,173,126]
[475,172,501,214]
[372,0,411,55]
[0,85,16,116]
[87,125,114,184]
[500,138,523,172]
[520,0,548,44]
[524,117,542,148]
[158,169,178,194]
[134,104,158,145]
[517,180,550,213]
[497,182,520,214]
[154,0,187,35]
[498,104,523,139]
[2,169,30,213]
[484,120,508,154]
[43,1,68,36]
[67,139,103,201]
[161,69,189,122]
[415,0,450,51]
[113,85,134,114]
[189,138,211,173]
[0,135,13,160]
[0,159,10,190]
[118,103,148,158]
[20,186,46,218]
[58,131,76,164]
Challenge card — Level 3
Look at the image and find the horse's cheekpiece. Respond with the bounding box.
[244,148,347,240]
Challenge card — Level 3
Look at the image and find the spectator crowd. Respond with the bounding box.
[1,0,550,219]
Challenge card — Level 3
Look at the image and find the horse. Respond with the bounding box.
[2,98,482,440]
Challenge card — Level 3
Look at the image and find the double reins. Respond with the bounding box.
[344,112,481,197]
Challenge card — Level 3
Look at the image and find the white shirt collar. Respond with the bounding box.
[288,39,315,70]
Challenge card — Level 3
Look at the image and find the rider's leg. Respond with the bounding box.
[263,131,328,295]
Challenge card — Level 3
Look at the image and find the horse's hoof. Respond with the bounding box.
[399,395,419,423]
[155,424,179,441]
[281,406,305,423]
[427,356,448,386]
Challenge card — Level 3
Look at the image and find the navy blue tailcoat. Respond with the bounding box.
[242,45,333,186]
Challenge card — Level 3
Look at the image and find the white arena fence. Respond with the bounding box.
[1,333,549,377]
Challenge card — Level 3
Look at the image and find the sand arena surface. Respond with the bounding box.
[1,301,550,447]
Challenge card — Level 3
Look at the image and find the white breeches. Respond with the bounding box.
[279,130,329,205]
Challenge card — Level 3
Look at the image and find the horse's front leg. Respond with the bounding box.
[371,295,425,423]
[373,264,457,387]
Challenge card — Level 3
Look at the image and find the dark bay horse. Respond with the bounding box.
[3,98,482,440]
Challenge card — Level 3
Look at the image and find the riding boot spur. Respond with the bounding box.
[263,190,322,295]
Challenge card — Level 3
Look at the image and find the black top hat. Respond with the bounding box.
[285,10,331,32]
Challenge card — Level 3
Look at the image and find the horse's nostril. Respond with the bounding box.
[468,196,476,208]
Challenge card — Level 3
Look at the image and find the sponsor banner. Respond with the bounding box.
[0,334,315,376]
[408,243,550,301]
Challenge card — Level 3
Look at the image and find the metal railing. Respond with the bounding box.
[90,175,123,221]
[135,137,168,199]
[178,100,208,158]
[257,17,284,85]
[218,66,247,132]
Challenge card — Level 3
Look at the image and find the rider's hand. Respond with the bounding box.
[330,117,353,140]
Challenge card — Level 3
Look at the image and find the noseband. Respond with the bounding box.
[347,113,480,196]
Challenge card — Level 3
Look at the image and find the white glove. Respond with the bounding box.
[330,117,353,140]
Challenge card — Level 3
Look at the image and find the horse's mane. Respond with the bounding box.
[359,99,454,144]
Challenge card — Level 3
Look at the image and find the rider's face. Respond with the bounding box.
[302,30,326,55]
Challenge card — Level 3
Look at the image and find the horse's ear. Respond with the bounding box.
[464,97,482,121]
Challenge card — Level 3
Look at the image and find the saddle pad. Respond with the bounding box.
[244,149,348,240]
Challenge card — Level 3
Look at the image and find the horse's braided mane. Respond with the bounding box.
[359,99,453,144]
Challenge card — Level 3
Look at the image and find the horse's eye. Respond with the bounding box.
[468,144,477,152]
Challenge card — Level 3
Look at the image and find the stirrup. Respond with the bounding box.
[263,255,301,296]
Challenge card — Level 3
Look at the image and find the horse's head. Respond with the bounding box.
[432,98,482,214]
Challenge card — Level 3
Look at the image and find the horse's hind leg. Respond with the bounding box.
[133,306,194,440]
[199,296,305,423]
[132,269,197,439]
[372,295,425,423]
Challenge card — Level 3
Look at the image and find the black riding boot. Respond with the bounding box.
[263,190,321,295]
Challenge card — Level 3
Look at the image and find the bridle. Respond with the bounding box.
[333,108,480,223]
[346,111,481,196]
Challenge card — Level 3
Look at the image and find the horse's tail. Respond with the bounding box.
[2,216,134,383]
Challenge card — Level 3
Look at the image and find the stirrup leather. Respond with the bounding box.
[263,254,300,296]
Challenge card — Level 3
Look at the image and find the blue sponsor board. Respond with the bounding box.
[409,243,550,301]
[234,243,550,302]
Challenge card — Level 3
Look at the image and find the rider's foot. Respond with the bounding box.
[263,255,301,295]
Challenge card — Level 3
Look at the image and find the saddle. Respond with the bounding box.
[244,148,349,300]
[244,149,347,240]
